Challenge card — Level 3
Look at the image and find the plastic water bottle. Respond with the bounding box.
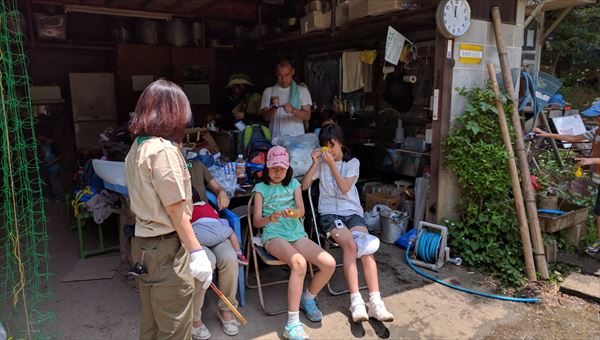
[235,154,246,183]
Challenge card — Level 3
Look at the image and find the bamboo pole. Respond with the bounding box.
[487,64,537,281]
[491,7,549,279]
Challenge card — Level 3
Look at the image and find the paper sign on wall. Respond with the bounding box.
[458,44,484,64]
[385,26,406,66]
[183,83,211,105]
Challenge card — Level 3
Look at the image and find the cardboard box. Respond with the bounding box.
[366,191,401,211]
[300,11,331,34]
[367,0,412,16]
[348,0,368,22]
[335,4,349,27]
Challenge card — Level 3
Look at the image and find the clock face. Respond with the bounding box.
[437,0,471,38]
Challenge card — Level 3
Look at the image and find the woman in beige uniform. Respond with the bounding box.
[126,79,213,339]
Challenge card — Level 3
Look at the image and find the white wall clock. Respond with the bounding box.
[436,0,472,39]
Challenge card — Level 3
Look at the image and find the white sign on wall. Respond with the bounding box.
[385,26,406,65]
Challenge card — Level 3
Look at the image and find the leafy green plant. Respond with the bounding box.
[532,149,598,249]
[444,85,526,286]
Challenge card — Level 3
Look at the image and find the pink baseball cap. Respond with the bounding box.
[266,145,290,169]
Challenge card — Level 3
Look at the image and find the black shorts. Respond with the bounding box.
[319,214,367,233]
[595,185,600,216]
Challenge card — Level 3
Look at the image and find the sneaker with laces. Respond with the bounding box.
[366,300,394,322]
[192,324,211,340]
[236,253,249,266]
[350,302,369,323]
[283,322,310,340]
[300,297,322,322]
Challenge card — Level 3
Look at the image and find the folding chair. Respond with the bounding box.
[307,182,368,295]
[244,193,288,315]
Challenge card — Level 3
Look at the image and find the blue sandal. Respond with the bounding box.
[283,322,309,340]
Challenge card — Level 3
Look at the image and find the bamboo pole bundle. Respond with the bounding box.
[491,6,549,279]
[487,64,537,281]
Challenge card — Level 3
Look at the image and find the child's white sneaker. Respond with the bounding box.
[350,302,369,323]
[366,300,394,322]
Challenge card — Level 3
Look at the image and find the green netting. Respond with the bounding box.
[0,1,55,338]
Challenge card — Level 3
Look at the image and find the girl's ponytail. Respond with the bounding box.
[341,145,352,162]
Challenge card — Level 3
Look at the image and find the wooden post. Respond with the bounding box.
[487,64,537,281]
[540,111,563,167]
[491,7,549,279]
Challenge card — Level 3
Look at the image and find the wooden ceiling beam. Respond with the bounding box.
[139,0,154,9]
[163,0,188,11]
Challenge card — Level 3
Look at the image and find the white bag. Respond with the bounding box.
[352,231,380,258]
[364,204,391,233]
[281,133,319,176]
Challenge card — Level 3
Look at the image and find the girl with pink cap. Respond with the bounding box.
[252,145,336,340]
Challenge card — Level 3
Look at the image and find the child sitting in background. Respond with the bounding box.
[191,188,248,265]
[37,127,64,202]
[313,109,337,137]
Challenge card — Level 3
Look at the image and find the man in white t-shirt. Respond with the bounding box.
[261,59,312,138]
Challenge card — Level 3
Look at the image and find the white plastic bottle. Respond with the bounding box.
[235,154,246,183]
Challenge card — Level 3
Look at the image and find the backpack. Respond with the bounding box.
[239,124,272,183]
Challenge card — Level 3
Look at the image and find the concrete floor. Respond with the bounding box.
[46,201,600,339]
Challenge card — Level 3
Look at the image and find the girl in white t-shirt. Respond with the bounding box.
[301,124,394,324]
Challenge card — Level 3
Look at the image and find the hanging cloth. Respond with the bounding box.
[360,50,377,93]
[342,51,364,93]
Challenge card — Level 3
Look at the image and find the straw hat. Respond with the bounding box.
[227,73,253,88]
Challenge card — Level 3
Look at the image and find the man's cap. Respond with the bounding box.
[227,73,253,88]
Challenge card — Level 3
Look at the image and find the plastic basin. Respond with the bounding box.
[92,159,129,195]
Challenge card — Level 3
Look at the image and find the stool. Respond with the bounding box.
[76,208,120,259]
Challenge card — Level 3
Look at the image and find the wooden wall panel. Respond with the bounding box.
[468,0,518,24]
[170,47,216,123]
[116,44,171,120]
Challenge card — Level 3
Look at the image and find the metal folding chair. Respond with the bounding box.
[306,182,368,296]
[244,193,288,315]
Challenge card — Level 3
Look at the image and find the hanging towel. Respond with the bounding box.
[359,50,377,65]
[360,50,377,92]
[289,80,301,109]
[342,51,364,93]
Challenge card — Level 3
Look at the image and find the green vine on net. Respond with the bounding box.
[0,1,55,338]
[444,85,527,286]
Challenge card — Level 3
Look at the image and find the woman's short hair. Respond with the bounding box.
[128,79,191,143]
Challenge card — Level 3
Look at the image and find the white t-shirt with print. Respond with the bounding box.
[261,84,312,138]
[312,158,363,216]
